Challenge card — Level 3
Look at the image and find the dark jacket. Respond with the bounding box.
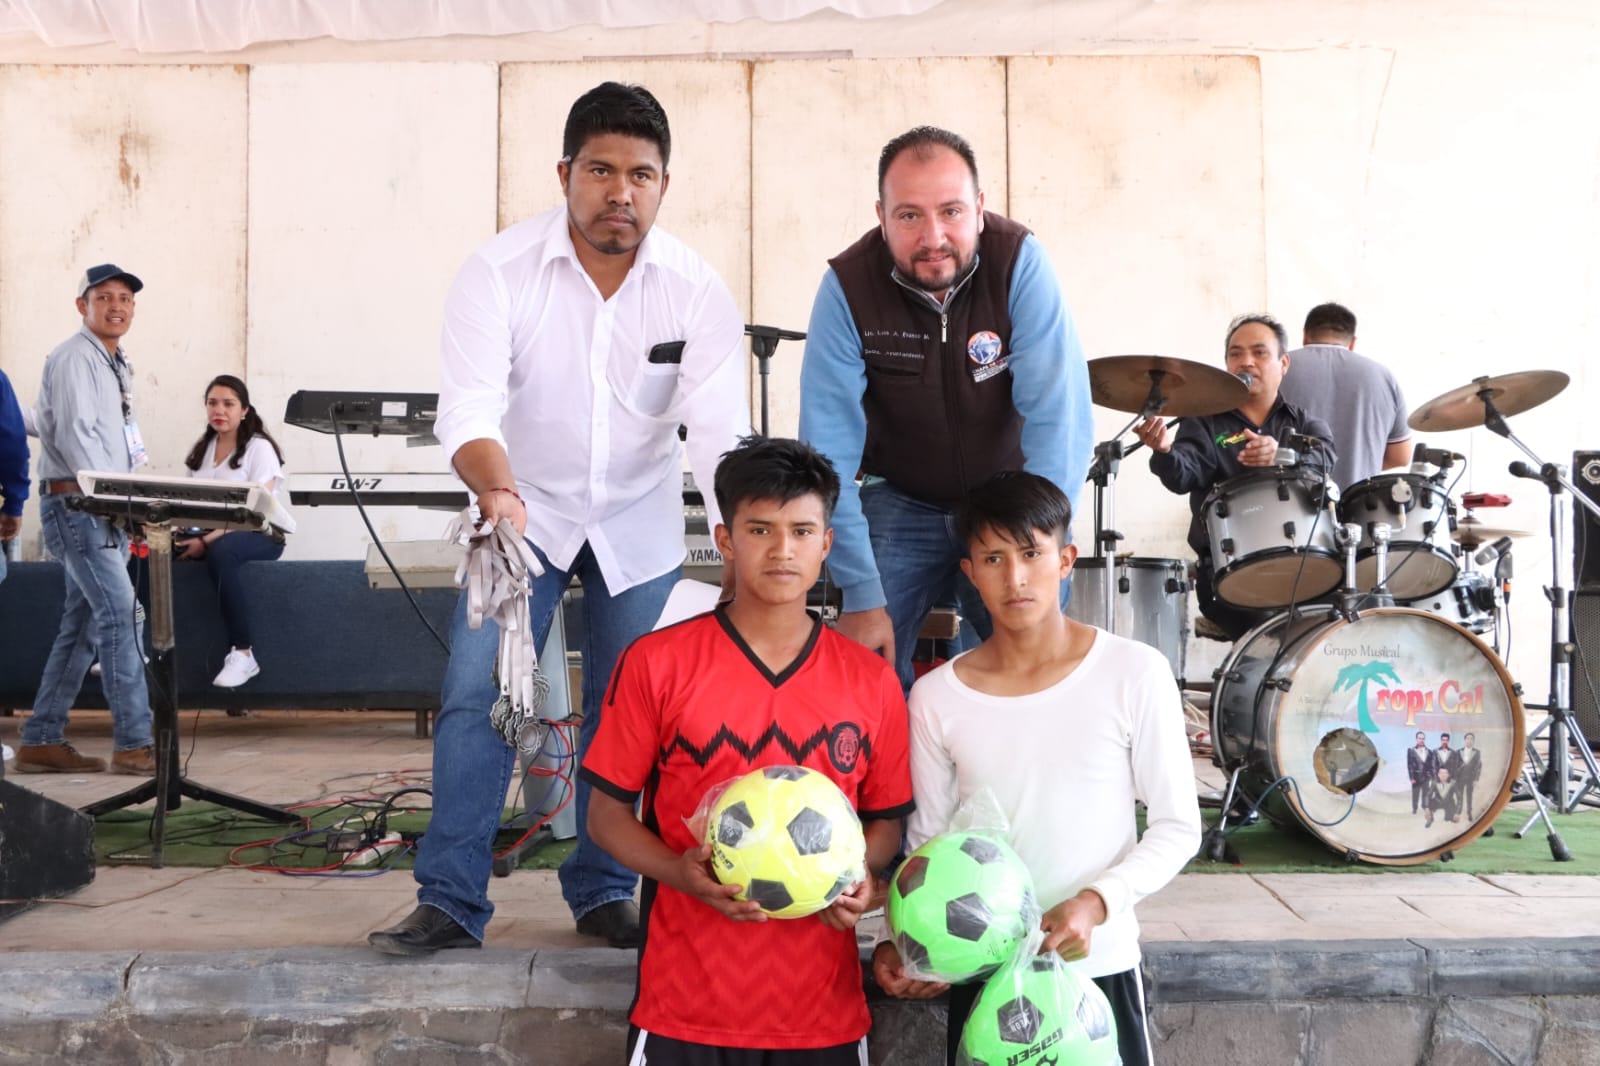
[827,212,1029,508]
[1148,398,1337,556]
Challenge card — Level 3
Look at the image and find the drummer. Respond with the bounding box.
[1134,313,1337,640]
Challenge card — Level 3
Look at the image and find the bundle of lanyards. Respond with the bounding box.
[448,511,552,753]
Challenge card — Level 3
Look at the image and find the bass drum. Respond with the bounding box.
[1065,557,1188,683]
[1211,607,1522,864]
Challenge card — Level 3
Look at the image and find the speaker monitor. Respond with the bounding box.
[1568,589,1600,747]
[1573,451,1600,589]
[0,778,95,923]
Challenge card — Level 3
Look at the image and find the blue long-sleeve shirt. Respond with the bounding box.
[799,233,1094,612]
[36,327,132,481]
[0,369,29,517]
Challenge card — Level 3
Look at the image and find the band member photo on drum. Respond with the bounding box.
[1134,313,1337,640]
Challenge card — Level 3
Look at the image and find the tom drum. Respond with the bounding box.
[1203,467,1342,609]
[1065,556,1188,683]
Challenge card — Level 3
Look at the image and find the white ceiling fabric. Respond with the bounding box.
[0,0,947,53]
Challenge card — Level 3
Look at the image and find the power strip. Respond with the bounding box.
[344,833,404,868]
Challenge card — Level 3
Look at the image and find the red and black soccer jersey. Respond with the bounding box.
[581,608,914,1050]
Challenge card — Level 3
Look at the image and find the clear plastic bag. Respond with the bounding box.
[689,764,866,919]
[957,945,1122,1066]
[885,788,1040,982]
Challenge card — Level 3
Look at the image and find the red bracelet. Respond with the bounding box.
[487,486,524,504]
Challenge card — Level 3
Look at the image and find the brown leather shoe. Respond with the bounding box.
[111,746,158,776]
[13,743,106,774]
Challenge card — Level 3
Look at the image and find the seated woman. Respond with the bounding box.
[180,375,295,687]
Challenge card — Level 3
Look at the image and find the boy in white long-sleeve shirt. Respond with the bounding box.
[872,470,1201,1066]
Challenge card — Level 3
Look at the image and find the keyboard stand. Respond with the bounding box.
[68,508,300,865]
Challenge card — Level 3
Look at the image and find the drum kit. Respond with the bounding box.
[1079,355,1599,865]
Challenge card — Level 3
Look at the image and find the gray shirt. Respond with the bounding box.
[1279,343,1409,490]
[36,326,134,480]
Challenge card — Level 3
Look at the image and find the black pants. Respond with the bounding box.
[625,1028,865,1066]
[946,965,1152,1066]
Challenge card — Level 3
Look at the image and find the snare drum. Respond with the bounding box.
[1338,472,1458,600]
[1404,570,1499,635]
[1203,467,1342,609]
[1065,557,1188,682]
[1211,607,1521,864]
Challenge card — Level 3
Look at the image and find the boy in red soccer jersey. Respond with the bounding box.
[584,436,914,1065]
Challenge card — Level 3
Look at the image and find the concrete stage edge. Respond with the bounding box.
[2,938,1598,1065]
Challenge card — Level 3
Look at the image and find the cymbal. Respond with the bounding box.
[1408,370,1570,432]
[1453,517,1534,546]
[1088,355,1249,418]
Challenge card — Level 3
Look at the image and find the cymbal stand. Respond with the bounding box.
[1477,391,1600,815]
[1512,764,1571,861]
[1085,373,1171,634]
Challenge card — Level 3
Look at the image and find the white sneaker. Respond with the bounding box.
[213,648,261,688]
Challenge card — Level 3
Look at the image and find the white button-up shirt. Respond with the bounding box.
[435,206,749,593]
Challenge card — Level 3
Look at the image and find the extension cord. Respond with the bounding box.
[345,833,404,868]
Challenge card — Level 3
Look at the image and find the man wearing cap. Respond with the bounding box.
[15,264,156,775]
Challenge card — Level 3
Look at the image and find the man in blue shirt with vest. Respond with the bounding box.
[799,126,1094,690]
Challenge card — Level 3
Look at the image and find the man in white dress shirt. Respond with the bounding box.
[370,82,749,955]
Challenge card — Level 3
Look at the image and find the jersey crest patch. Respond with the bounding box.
[828,722,864,773]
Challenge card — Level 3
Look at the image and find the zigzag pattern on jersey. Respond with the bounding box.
[662,722,875,768]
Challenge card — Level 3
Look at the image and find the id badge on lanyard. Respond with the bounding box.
[107,352,149,469]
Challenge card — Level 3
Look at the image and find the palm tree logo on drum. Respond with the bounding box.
[1335,661,1401,733]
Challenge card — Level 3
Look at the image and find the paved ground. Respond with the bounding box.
[4,709,1600,954]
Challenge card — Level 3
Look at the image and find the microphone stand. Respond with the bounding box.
[744,324,805,438]
[1478,387,1600,817]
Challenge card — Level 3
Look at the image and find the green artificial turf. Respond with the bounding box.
[1185,804,1600,874]
[94,801,576,872]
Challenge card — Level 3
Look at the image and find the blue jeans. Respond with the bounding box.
[413,540,678,939]
[25,495,153,751]
[862,481,1070,692]
[202,531,284,649]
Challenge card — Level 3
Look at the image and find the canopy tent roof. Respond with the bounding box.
[0,0,946,53]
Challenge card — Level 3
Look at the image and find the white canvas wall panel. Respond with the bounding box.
[750,57,1008,437]
[0,63,246,558]
[1008,55,1266,558]
[248,62,499,559]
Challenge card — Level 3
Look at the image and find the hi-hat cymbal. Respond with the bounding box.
[1408,370,1570,432]
[1453,517,1534,546]
[1088,355,1249,418]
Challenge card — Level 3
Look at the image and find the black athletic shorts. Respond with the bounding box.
[945,965,1153,1066]
[625,1028,868,1066]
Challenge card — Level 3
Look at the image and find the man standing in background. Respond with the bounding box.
[799,125,1093,691]
[16,265,155,776]
[1277,302,1410,490]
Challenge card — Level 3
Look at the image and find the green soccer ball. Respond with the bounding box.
[958,954,1120,1066]
[886,831,1036,982]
